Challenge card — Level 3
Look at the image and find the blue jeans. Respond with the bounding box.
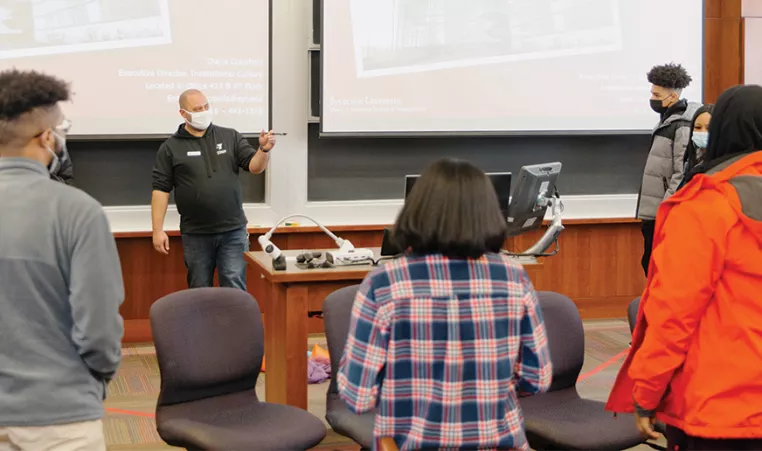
[181,227,250,290]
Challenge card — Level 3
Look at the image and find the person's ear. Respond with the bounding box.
[38,128,55,151]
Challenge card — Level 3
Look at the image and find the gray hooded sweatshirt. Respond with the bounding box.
[0,158,124,427]
[637,99,702,220]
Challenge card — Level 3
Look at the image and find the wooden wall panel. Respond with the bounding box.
[705,0,745,102]
[508,224,645,318]
[706,0,742,19]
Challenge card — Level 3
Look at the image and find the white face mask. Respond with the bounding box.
[692,131,709,150]
[183,109,213,130]
[46,131,67,175]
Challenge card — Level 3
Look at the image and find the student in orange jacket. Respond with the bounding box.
[606,84,762,451]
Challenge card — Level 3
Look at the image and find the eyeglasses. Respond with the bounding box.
[55,118,72,135]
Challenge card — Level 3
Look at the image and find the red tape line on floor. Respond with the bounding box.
[577,349,629,383]
[105,407,155,418]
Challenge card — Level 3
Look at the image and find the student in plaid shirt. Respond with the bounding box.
[338,158,553,450]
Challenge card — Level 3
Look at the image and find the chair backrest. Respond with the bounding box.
[535,291,585,391]
[322,285,361,396]
[628,297,640,334]
[150,287,264,407]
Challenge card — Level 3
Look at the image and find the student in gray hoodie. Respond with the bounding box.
[0,69,124,450]
[637,63,700,277]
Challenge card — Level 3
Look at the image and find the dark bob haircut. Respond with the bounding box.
[646,63,692,90]
[393,158,507,259]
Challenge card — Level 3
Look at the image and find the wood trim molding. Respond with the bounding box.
[119,220,647,342]
[112,217,640,239]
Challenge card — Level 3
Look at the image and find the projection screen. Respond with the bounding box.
[0,0,270,137]
[321,0,704,135]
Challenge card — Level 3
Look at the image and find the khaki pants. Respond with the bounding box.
[0,420,105,451]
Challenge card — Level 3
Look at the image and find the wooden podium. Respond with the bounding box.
[245,248,539,409]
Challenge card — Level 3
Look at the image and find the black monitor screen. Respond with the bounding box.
[405,172,512,213]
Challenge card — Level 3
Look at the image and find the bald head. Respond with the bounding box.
[179,89,208,112]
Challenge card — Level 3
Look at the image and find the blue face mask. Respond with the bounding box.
[692,131,709,150]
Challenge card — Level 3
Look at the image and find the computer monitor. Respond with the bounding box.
[404,172,512,216]
[506,162,562,237]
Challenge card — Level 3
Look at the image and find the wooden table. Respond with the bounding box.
[245,247,539,409]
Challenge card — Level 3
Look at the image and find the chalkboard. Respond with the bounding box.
[307,121,650,202]
[67,139,266,206]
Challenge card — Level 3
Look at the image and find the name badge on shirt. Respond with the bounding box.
[187,151,201,156]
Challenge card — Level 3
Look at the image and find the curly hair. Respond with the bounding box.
[646,63,692,90]
[0,69,70,122]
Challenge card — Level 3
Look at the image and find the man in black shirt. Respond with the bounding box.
[151,89,275,290]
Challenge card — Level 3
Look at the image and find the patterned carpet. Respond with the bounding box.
[103,321,659,451]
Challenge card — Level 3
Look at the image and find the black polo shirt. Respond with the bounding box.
[152,123,258,234]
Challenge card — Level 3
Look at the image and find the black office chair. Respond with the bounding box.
[322,285,376,450]
[150,287,326,450]
[628,297,641,334]
[519,291,645,450]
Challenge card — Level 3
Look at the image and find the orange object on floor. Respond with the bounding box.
[311,344,330,360]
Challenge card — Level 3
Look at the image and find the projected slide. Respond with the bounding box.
[0,0,269,135]
[352,0,622,77]
[0,0,171,58]
[322,0,703,134]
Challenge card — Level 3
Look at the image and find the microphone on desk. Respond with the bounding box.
[258,214,375,271]
[257,235,287,271]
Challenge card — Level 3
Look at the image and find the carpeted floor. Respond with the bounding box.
[103,320,662,451]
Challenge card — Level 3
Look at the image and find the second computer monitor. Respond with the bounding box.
[404,172,512,216]
[506,162,562,237]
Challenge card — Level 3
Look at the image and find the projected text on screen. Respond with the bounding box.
[0,0,270,136]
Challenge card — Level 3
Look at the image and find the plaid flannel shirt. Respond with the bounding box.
[338,253,552,451]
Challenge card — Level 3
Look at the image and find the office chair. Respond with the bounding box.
[150,287,326,450]
[628,296,641,334]
[322,284,376,450]
[519,291,645,450]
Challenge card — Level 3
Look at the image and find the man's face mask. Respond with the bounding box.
[649,98,667,114]
[183,108,213,130]
[46,130,67,175]
[45,118,71,175]
[650,90,675,114]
